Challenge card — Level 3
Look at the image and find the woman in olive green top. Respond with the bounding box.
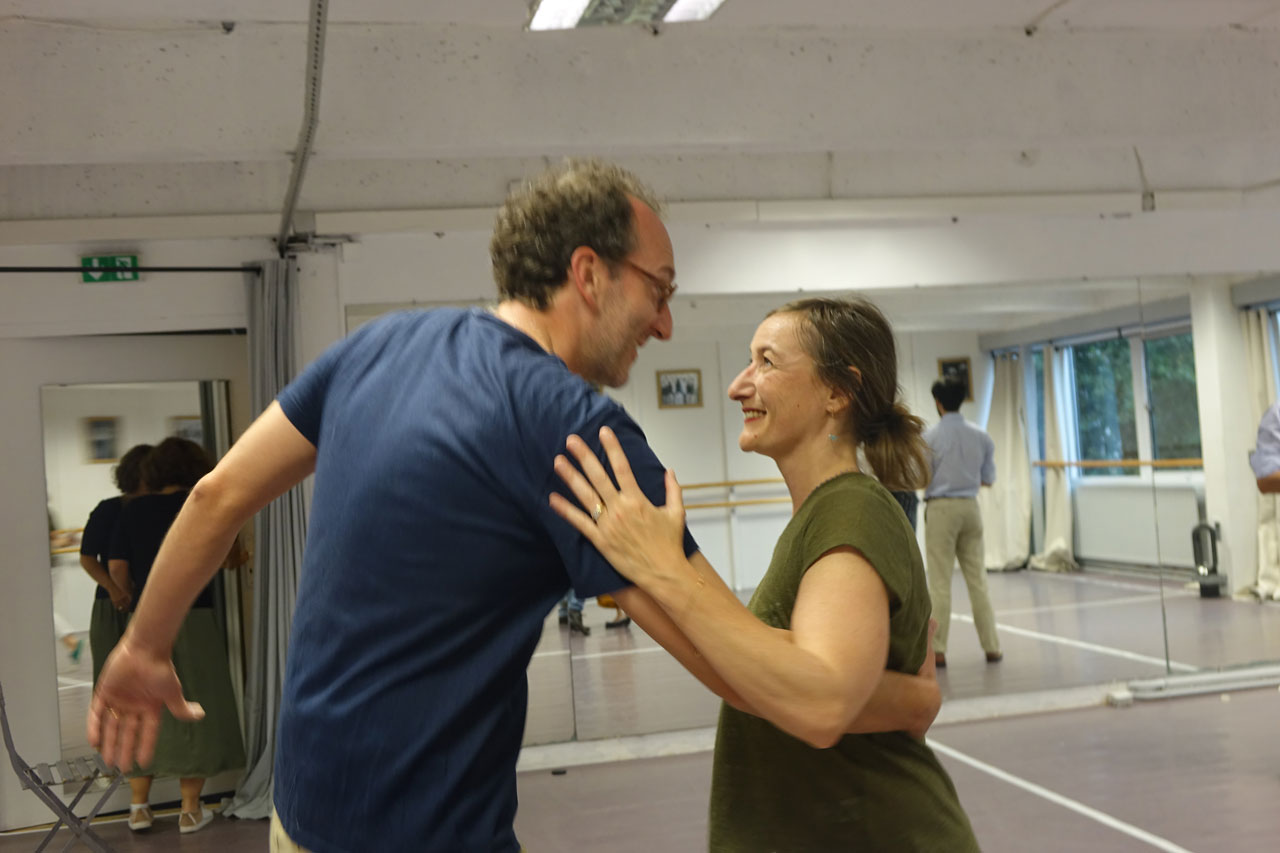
[551,297,980,851]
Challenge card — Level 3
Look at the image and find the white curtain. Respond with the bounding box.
[1029,346,1079,572]
[979,353,1032,569]
[1243,309,1280,600]
[225,259,310,818]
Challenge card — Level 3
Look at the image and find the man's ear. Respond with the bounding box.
[567,246,608,310]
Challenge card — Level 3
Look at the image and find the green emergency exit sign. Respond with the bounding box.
[81,254,139,282]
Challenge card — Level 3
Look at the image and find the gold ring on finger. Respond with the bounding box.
[591,502,605,522]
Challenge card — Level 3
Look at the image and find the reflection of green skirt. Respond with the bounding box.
[89,598,129,685]
[130,607,246,779]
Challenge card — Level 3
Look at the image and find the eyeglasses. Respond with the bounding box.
[620,258,678,308]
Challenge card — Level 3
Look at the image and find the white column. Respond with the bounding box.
[1188,277,1257,591]
[295,250,344,368]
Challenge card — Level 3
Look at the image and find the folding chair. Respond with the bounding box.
[0,681,122,852]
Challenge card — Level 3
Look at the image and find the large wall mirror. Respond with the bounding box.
[341,277,1280,756]
[42,380,245,773]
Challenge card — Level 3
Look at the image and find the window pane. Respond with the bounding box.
[1031,348,1045,461]
[1072,338,1138,476]
[1144,332,1201,466]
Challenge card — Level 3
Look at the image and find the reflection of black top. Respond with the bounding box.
[108,491,214,611]
[80,496,123,601]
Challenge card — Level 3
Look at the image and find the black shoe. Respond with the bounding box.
[558,613,568,625]
[567,610,591,636]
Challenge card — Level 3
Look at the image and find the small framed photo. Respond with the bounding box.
[657,368,703,409]
[937,357,973,401]
[83,416,119,463]
[169,415,204,444]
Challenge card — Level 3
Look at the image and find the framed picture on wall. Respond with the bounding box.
[657,368,702,409]
[169,415,204,444]
[937,357,973,401]
[83,416,119,463]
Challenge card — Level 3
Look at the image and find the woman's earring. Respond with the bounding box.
[828,434,838,442]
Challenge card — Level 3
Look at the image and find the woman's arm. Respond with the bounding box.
[616,555,940,740]
[108,558,132,597]
[552,428,927,748]
[82,555,130,610]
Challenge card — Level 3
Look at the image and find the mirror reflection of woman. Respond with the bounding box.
[552,298,980,851]
[78,444,152,683]
[107,437,245,835]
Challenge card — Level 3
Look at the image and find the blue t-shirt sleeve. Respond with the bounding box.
[277,335,351,445]
[537,405,698,599]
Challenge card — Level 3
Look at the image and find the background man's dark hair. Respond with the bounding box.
[931,377,967,413]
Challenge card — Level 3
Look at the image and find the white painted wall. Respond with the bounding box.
[0,238,267,339]
[42,383,203,530]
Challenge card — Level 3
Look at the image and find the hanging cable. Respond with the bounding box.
[276,0,330,256]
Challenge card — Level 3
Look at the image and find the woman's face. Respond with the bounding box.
[727,312,835,459]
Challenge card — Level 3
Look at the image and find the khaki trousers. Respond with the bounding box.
[271,809,313,853]
[924,497,1000,654]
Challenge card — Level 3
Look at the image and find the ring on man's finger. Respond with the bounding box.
[591,502,605,522]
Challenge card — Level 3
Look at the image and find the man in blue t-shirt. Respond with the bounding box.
[89,160,940,853]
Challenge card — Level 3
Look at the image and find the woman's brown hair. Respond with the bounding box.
[769,296,930,491]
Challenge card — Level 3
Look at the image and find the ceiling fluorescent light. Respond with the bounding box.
[664,0,727,23]
[529,0,593,31]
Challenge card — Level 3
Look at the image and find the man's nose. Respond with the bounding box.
[651,303,673,341]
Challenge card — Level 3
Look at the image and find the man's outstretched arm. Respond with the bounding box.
[89,402,317,770]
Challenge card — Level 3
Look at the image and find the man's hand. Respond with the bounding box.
[906,619,942,740]
[88,636,205,771]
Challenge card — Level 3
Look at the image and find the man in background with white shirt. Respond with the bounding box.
[923,377,1001,668]
[1251,401,1280,492]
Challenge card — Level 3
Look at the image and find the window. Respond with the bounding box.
[1144,332,1201,464]
[1071,338,1138,476]
[1030,348,1045,461]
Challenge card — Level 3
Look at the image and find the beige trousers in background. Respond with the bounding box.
[924,497,1001,655]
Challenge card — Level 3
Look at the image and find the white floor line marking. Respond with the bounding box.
[994,592,1193,617]
[530,649,570,659]
[574,646,668,661]
[1041,573,1175,594]
[928,739,1197,853]
[951,614,1197,672]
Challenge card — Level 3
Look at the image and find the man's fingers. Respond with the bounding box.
[135,714,162,770]
[166,698,205,723]
[86,696,103,751]
[115,714,141,774]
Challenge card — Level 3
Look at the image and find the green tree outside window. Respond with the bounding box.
[1072,338,1138,476]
